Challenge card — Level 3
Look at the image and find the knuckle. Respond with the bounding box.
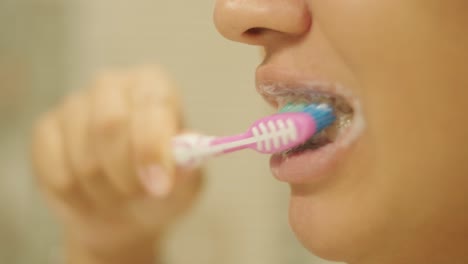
[93,112,128,139]
[79,165,102,183]
[71,156,100,179]
[116,181,140,197]
[68,160,103,192]
[46,173,77,196]
[55,180,76,196]
[130,67,179,105]
[131,134,165,163]
[135,146,160,163]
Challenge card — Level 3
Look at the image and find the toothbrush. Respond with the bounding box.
[173,103,336,167]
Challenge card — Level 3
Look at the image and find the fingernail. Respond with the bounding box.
[138,165,171,197]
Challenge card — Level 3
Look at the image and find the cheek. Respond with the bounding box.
[309,1,393,71]
[291,0,468,261]
[310,1,441,80]
[312,0,468,204]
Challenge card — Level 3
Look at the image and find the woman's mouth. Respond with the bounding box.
[279,93,354,156]
[256,71,365,184]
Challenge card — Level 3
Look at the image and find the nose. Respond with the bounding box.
[214,0,311,46]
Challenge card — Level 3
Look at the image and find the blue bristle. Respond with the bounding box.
[303,104,336,132]
[280,103,336,132]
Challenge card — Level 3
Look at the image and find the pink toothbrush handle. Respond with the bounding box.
[210,112,317,154]
[173,112,317,166]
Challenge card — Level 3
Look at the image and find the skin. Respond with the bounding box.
[214,0,468,263]
[32,1,468,264]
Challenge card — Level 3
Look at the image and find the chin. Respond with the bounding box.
[288,192,351,262]
[287,176,383,264]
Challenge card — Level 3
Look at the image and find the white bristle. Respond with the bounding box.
[258,122,271,151]
[286,119,298,141]
[252,127,262,151]
[276,119,289,145]
[268,121,281,148]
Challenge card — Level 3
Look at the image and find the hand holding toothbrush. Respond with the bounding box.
[31,66,202,264]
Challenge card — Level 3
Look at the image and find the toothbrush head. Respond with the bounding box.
[247,103,336,154]
[279,102,335,133]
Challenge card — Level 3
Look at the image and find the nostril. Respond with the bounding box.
[244,27,267,37]
[214,0,312,45]
[240,27,273,45]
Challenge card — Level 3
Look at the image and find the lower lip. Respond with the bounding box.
[269,117,363,184]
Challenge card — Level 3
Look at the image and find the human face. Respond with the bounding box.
[214,1,468,263]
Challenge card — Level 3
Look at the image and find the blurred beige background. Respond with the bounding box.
[0,1,338,263]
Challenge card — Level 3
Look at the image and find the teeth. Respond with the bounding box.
[282,130,330,155]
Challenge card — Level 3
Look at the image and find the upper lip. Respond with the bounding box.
[255,64,356,110]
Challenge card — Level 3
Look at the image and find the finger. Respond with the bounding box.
[59,91,119,207]
[129,167,203,229]
[128,66,182,198]
[31,111,90,212]
[89,71,142,196]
